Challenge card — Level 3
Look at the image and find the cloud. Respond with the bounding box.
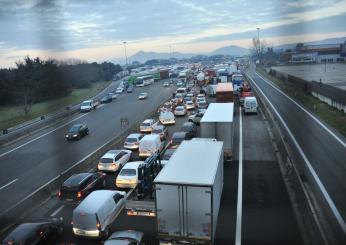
[0,0,346,67]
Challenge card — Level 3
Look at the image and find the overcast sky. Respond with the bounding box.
[1,0,346,67]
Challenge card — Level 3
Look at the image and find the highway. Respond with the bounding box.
[0,91,303,244]
[0,81,176,213]
[246,67,346,237]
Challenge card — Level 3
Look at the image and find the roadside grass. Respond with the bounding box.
[0,80,111,131]
[255,66,346,138]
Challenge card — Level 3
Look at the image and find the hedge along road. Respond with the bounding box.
[0,81,176,213]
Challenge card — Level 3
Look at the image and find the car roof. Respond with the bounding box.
[182,122,194,127]
[244,96,257,101]
[102,150,122,158]
[64,173,92,186]
[83,100,92,103]
[143,119,154,123]
[122,161,144,169]
[127,133,142,138]
[71,124,83,128]
[172,131,187,138]
[4,223,47,242]
[108,230,143,241]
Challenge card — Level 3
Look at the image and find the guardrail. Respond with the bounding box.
[0,80,119,146]
[246,69,346,244]
[0,92,169,231]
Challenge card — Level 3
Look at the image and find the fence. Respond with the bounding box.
[269,69,346,113]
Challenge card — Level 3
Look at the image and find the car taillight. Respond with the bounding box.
[70,220,74,225]
[58,191,61,198]
[170,139,172,144]
[96,222,101,229]
[77,192,82,198]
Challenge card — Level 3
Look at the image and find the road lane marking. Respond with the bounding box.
[50,205,64,217]
[235,106,243,245]
[0,179,18,191]
[254,69,346,148]
[0,113,88,158]
[247,73,346,235]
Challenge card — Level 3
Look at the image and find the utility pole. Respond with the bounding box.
[123,41,128,68]
[257,27,260,62]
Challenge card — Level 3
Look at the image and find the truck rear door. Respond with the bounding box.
[156,184,182,236]
[185,186,212,240]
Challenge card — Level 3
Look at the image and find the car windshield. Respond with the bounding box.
[69,126,80,133]
[163,150,175,160]
[176,107,183,111]
[100,158,113,163]
[81,102,90,106]
[120,169,136,176]
[126,138,137,143]
[152,128,163,134]
[141,123,150,127]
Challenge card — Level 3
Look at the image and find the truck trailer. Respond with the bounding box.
[216,83,233,102]
[200,103,234,164]
[154,140,224,245]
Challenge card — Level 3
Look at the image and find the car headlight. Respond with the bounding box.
[65,135,68,138]
[73,134,78,137]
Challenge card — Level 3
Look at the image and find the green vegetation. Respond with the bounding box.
[0,80,110,131]
[256,66,346,137]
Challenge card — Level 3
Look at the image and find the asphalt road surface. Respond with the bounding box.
[0,81,176,213]
[0,95,302,244]
[246,67,346,238]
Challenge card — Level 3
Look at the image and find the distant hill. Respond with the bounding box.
[129,51,194,63]
[209,45,249,56]
[274,37,346,51]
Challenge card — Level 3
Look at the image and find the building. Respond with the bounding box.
[290,41,346,64]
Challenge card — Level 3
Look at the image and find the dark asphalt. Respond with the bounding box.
[246,68,346,233]
[0,81,176,212]
[0,96,303,245]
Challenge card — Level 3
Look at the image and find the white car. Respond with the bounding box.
[138,92,148,100]
[80,100,96,112]
[159,111,175,125]
[124,133,144,150]
[185,100,195,110]
[115,87,124,94]
[116,161,143,189]
[188,109,206,125]
[174,105,187,116]
[98,150,132,172]
[140,119,157,133]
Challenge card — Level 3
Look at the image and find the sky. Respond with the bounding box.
[0,0,346,67]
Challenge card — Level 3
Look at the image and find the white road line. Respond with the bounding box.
[0,113,89,158]
[235,106,243,245]
[50,205,64,217]
[247,73,346,235]
[0,179,18,191]
[254,69,346,148]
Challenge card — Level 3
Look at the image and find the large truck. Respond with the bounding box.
[200,103,234,164]
[231,73,244,95]
[216,83,233,102]
[159,69,169,80]
[154,140,224,245]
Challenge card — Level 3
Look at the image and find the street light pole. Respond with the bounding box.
[257,27,260,62]
[123,41,128,68]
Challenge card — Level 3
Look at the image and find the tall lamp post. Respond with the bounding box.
[123,41,128,68]
[257,27,260,62]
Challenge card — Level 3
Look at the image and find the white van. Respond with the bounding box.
[72,190,126,239]
[139,134,164,158]
[244,96,258,114]
[159,111,175,125]
[116,161,143,189]
[80,100,96,112]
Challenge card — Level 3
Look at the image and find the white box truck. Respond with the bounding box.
[154,140,223,245]
[200,103,234,164]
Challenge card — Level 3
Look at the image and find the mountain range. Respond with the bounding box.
[127,45,249,63]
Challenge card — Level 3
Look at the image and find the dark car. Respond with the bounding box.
[100,95,112,104]
[169,131,189,148]
[58,172,106,201]
[2,218,63,245]
[162,148,176,161]
[181,122,197,139]
[65,123,89,141]
[105,230,144,245]
[127,86,134,93]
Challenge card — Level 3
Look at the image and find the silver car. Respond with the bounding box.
[97,150,132,172]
